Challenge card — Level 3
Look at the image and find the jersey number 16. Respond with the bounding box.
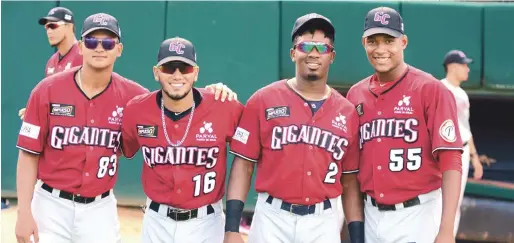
[192,171,217,197]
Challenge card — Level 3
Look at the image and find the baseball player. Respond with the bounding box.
[18,7,82,120]
[121,37,244,243]
[346,7,464,243]
[15,13,235,243]
[223,13,364,243]
[441,50,484,236]
[15,13,147,243]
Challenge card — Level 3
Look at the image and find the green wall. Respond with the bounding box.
[2,1,514,210]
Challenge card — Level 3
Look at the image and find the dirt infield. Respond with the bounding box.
[1,204,248,243]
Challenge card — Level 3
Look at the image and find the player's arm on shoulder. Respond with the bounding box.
[340,110,364,242]
[203,82,238,102]
[120,98,141,159]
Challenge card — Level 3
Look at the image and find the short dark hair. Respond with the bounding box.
[292,20,334,45]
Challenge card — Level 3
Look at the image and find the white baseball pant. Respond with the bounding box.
[32,180,121,243]
[364,188,443,243]
[247,192,341,243]
[454,143,471,236]
[140,198,224,243]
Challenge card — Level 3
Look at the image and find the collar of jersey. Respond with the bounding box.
[156,88,203,122]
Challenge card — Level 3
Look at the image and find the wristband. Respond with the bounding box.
[348,221,365,243]
[225,199,244,232]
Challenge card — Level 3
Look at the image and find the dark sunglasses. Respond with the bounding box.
[294,41,334,54]
[44,22,65,30]
[83,37,118,51]
[159,61,196,75]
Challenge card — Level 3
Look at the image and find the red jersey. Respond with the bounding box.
[17,66,149,197]
[346,66,463,205]
[121,89,244,209]
[229,80,360,205]
[45,43,82,77]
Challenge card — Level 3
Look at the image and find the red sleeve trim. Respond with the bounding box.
[437,149,462,173]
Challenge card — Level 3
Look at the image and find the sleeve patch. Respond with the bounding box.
[233,127,250,144]
[19,122,41,140]
[439,119,457,143]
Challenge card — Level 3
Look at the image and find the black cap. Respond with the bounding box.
[443,50,473,66]
[291,13,335,42]
[157,37,197,67]
[363,7,404,38]
[38,7,74,25]
[81,13,121,39]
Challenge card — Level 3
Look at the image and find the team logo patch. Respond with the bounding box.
[439,119,457,143]
[356,103,364,116]
[19,122,41,139]
[49,103,75,117]
[137,125,158,138]
[233,127,250,144]
[108,106,124,125]
[265,106,290,121]
[332,113,348,132]
[394,95,414,115]
[196,121,217,142]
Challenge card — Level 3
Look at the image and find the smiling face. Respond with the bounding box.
[291,29,335,82]
[78,30,123,71]
[153,61,199,101]
[363,33,407,74]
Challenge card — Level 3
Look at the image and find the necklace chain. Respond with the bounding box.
[161,97,195,147]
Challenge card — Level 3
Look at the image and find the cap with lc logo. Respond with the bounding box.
[157,37,197,67]
[363,7,404,38]
[81,13,121,39]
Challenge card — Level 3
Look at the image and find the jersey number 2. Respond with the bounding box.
[97,155,117,178]
[389,148,422,172]
[192,171,216,197]
[324,162,338,184]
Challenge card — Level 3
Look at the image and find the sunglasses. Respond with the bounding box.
[294,42,334,54]
[159,61,196,75]
[45,22,65,30]
[83,37,118,51]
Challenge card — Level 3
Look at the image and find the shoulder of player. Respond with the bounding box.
[125,90,157,109]
[111,72,150,94]
[249,79,289,99]
[407,66,455,97]
[40,67,79,86]
[348,75,373,92]
[197,88,244,112]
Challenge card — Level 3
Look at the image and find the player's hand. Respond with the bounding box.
[223,232,245,243]
[434,230,455,243]
[18,108,27,120]
[15,210,39,243]
[471,156,483,179]
[479,154,497,167]
[205,83,238,102]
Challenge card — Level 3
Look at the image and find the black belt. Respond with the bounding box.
[266,195,331,216]
[148,201,215,221]
[365,195,420,211]
[41,183,110,204]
